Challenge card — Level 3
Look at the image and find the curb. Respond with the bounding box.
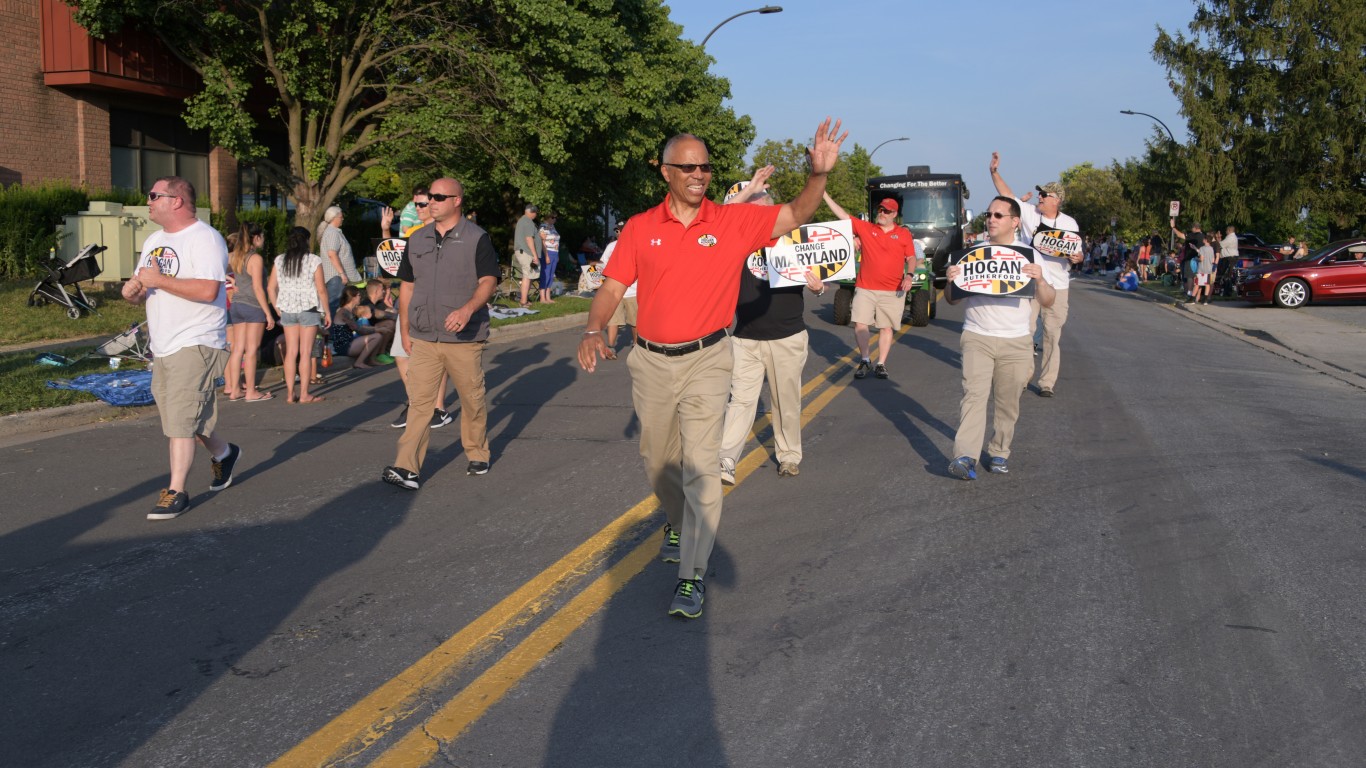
[0,311,590,444]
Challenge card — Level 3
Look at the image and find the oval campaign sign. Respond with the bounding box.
[766,221,855,286]
[950,244,1035,298]
[1032,229,1082,259]
[376,238,406,277]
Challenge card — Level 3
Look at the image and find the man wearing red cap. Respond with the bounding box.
[823,192,917,379]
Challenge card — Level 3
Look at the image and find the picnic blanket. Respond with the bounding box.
[47,370,155,407]
[489,306,539,320]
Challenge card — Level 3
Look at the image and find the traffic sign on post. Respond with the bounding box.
[1169,200,1181,218]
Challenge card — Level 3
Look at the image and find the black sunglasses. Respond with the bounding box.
[984,211,1016,219]
[428,193,458,202]
[147,192,179,201]
[414,202,429,208]
[663,163,713,173]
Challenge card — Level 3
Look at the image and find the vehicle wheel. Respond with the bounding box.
[67,307,81,320]
[1273,278,1309,308]
[908,289,931,327]
[832,285,854,326]
[928,291,938,319]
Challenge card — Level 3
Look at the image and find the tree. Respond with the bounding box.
[1058,162,1130,239]
[1154,0,1366,239]
[750,139,881,221]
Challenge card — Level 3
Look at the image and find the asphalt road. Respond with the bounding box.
[2,280,1363,768]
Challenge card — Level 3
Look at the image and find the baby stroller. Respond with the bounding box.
[28,244,105,319]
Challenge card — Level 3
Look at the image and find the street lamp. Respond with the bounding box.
[1120,110,1179,254]
[1119,109,1176,144]
[701,6,783,48]
[868,137,909,166]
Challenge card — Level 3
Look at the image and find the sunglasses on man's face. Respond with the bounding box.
[414,202,429,208]
[147,191,179,202]
[984,211,1016,220]
[428,193,457,202]
[663,163,713,174]
[1037,192,1055,199]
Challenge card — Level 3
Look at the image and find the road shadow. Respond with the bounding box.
[536,544,737,768]
[0,394,426,767]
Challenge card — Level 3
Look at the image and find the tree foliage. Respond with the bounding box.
[750,139,881,221]
[1153,0,1366,239]
[1058,162,1130,239]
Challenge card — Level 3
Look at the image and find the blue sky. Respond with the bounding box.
[667,0,1199,213]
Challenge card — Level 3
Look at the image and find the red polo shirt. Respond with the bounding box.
[604,195,781,343]
[849,217,916,291]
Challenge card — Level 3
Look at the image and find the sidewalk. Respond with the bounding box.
[0,311,590,443]
[1077,273,1366,390]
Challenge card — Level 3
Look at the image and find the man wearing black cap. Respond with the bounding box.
[822,192,917,380]
[989,152,1082,397]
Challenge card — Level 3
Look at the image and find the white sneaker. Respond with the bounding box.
[720,457,736,486]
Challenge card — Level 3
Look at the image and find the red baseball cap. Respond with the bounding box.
[877,198,899,213]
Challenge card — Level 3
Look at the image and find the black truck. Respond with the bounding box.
[832,167,971,327]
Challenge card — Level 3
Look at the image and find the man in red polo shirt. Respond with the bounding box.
[823,193,917,379]
[578,118,848,619]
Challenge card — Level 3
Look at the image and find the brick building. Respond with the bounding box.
[0,0,279,214]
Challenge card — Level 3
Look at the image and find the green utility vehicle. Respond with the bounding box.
[831,167,971,327]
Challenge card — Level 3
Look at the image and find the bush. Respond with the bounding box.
[0,183,89,279]
[234,207,293,257]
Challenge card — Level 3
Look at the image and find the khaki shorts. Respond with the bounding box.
[609,296,639,327]
[514,251,537,279]
[851,288,905,329]
[151,345,228,438]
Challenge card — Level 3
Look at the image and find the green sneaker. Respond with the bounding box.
[375,354,396,365]
[668,578,705,619]
[659,523,681,563]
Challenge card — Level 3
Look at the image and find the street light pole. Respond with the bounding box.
[701,6,783,48]
[1120,110,1179,255]
[868,137,909,167]
[1119,109,1176,145]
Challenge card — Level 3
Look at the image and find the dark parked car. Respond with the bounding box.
[1236,232,1269,248]
[1215,245,1286,296]
[1237,239,1366,307]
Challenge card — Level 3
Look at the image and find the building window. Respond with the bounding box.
[109,109,210,197]
[237,164,292,211]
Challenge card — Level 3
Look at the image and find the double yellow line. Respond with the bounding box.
[271,329,908,767]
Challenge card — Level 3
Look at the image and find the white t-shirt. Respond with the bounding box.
[960,240,1035,339]
[272,253,324,312]
[598,241,637,298]
[138,220,228,357]
[1015,200,1079,291]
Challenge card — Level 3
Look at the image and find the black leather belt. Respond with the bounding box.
[636,329,728,357]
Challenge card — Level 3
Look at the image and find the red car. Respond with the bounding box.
[1237,239,1366,308]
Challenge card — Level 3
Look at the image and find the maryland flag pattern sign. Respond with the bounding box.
[1031,228,1083,260]
[765,220,856,287]
[376,239,407,277]
[948,244,1036,300]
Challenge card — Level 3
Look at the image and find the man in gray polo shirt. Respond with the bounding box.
[513,204,543,308]
[382,177,500,490]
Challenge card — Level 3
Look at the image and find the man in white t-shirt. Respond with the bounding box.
[990,152,1083,397]
[597,221,637,360]
[944,196,1055,480]
[121,176,241,521]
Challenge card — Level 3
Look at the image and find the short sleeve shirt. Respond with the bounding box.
[320,225,361,282]
[1014,200,1078,290]
[539,224,561,254]
[847,218,916,291]
[603,196,782,344]
[514,216,543,257]
[139,220,229,357]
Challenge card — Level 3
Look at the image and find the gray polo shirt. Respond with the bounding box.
[514,215,543,257]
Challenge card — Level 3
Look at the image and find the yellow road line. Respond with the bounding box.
[368,327,911,765]
[268,342,866,767]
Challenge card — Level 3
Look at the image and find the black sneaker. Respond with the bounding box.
[1038,387,1054,398]
[467,461,490,475]
[668,578,705,619]
[148,489,191,520]
[659,523,681,563]
[390,406,408,429]
[874,363,889,379]
[429,408,453,429]
[854,359,871,379]
[382,466,420,490]
[208,443,241,491]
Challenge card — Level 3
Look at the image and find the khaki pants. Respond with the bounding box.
[719,332,808,465]
[394,338,490,473]
[953,331,1033,461]
[627,338,732,581]
[1029,288,1070,389]
[151,345,228,438]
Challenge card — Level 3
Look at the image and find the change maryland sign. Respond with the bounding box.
[765,220,856,288]
[948,244,1036,300]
